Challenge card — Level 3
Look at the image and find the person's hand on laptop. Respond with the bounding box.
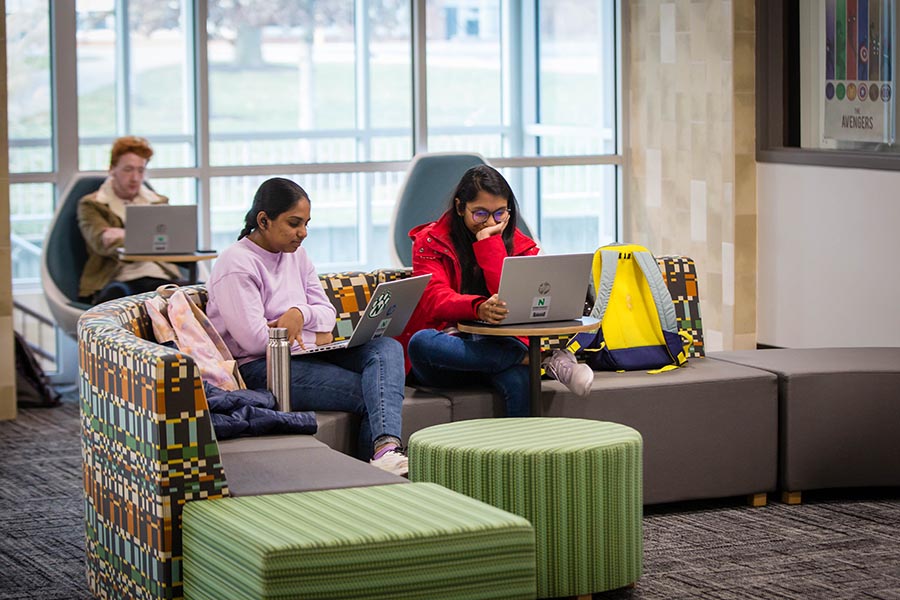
[314,331,334,346]
[268,307,306,349]
[477,293,509,324]
[101,227,125,249]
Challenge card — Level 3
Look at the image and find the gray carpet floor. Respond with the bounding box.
[1,399,899,599]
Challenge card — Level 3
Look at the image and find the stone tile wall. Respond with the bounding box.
[627,0,756,350]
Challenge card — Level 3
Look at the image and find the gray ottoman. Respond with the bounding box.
[542,358,779,505]
[710,348,900,503]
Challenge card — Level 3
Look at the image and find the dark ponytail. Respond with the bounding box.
[446,165,520,295]
[238,177,309,240]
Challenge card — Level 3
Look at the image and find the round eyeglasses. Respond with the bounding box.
[467,207,511,224]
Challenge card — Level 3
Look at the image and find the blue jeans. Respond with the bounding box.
[408,329,530,417]
[239,337,405,459]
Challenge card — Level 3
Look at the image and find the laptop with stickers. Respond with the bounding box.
[495,253,593,325]
[292,273,432,355]
[121,204,198,255]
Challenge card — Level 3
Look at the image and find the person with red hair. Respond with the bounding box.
[77,136,182,304]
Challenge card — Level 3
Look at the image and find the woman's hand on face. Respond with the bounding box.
[477,293,508,324]
[268,307,305,348]
[475,214,509,241]
[314,331,334,346]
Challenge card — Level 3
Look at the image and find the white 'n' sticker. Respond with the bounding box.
[152,234,169,252]
[531,295,551,319]
[373,318,392,338]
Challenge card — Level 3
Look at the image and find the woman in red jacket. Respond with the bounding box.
[399,165,591,417]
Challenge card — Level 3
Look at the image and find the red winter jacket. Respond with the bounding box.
[397,211,539,372]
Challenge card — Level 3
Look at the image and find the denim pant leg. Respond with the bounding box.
[320,337,405,449]
[490,363,531,417]
[408,329,530,417]
[240,354,375,458]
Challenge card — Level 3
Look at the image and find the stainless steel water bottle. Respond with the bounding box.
[266,327,292,412]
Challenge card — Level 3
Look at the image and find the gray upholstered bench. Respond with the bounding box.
[182,482,536,600]
[410,257,783,507]
[216,434,404,496]
[710,348,900,504]
[543,358,779,505]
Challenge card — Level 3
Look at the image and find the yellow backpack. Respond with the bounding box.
[567,243,692,372]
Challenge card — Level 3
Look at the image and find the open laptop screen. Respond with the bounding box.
[122,205,198,254]
[496,253,593,324]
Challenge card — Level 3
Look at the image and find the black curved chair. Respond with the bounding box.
[40,175,106,338]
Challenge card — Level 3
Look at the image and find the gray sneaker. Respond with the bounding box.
[543,349,594,397]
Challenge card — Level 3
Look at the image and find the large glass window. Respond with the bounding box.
[6,0,52,173]
[148,177,197,206]
[8,0,622,292]
[498,165,616,254]
[9,183,54,285]
[209,170,404,271]
[537,1,617,156]
[426,0,504,154]
[77,0,195,169]
[368,1,413,160]
[425,0,617,158]
[207,0,412,166]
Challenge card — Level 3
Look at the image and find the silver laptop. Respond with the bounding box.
[122,205,198,255]
[293,274,432,355]
[495,253,593,324]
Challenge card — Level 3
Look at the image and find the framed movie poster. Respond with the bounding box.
[823,0,896,143]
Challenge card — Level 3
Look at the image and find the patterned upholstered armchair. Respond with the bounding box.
[77,269,432,600]
[79,289,224,599]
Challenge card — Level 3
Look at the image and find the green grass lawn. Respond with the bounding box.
[71,59,602,137]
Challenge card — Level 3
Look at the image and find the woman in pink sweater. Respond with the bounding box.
[206,178,408,476]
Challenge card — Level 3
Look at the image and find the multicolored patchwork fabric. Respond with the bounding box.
[318,272,376,341]
[657,256,705,357]
[372,267,413,283]
[79,294,228,600]
[317,269,414,341]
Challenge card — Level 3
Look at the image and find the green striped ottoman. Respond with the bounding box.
[409,418,643,598]
[182,482,535,600]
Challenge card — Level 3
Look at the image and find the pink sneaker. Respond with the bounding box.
[543,349,594,397]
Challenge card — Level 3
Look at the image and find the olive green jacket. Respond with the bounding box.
[77,186,169,299]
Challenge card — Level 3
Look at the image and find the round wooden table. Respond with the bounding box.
[118,251,217,283]
[458,316,599,416]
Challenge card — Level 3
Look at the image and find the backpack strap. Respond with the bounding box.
[589,248,620,321]
[632,249,678,334]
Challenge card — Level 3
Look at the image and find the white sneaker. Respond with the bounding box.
[370,448,409,477]
[543,349,594,397]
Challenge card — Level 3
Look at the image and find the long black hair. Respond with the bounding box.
[447,165,520,295]
[238,177,309,240]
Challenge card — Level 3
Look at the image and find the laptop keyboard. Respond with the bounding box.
[296,340,349,354]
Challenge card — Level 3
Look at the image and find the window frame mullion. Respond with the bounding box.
[114,0,132,136]
[51,0,78,194]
